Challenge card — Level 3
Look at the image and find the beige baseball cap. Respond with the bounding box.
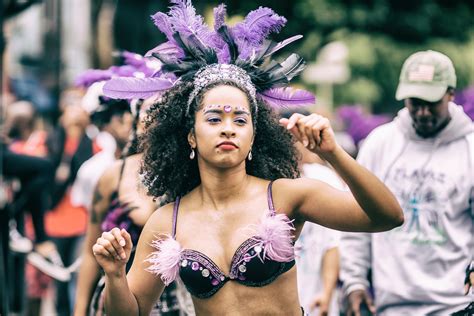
[395,50,456,102]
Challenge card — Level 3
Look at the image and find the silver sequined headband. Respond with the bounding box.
[187,64,257,114]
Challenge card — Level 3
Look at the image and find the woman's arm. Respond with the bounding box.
[98,205,172,315]
[321,247,339,308]
[74,223,103,315]
[74,165,117,315]
[308,246,339,315]
[279,114,404,232]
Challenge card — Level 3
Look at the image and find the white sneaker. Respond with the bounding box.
[9,225,33,253]
[27,252,71,282]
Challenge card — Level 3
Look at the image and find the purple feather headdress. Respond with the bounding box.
[75,51,168,99]
[102,0,315,110]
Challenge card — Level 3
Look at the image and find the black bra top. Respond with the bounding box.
[172,181,295,299]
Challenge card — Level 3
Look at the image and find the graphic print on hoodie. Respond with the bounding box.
[380,102,473,247]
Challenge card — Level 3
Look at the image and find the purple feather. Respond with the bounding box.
[145,235,182,286]
[75,69,113,88]
[109,63,156,79]
[213,4,227,31]
[103,77,175,99]
[121,51,147,68]
[158,72,177,82]
[138,64,159,78]
[259,88,315,108]
[217,49,230,64]
[210,3,230,62]
[168,0,213,47]
[145,41,185,63]
[233,7,287,59]
[108,65,137,77]
[76,50,161,88]
[234,7,286,45]
[151,12,176,43]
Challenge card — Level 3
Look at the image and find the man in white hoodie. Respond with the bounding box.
[340,50,474,315]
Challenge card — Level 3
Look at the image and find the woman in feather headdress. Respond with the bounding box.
[91,2,404,315]
[73,53,193,316]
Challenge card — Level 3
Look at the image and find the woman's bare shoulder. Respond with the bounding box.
[270,177,326,217]
[142,201,176,237]
[273,177,325,193]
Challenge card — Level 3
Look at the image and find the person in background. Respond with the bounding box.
[44,88,97,316]
[282,109,343,316]
[340,50,474,316]
[74,98,185,316]
[2,100,66,315]
[69,84,133,213]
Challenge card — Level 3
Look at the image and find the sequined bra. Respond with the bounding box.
[145,182,296,299]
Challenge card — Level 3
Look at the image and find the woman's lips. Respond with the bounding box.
[217,142,238,150]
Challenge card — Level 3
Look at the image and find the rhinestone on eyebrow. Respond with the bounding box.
[224,105,232,113]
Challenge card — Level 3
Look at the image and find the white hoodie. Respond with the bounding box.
[70,131,117,210]
[340,103,474,315]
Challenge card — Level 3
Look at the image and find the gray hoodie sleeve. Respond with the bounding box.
[340,232,372,296]
[340,130,384,296]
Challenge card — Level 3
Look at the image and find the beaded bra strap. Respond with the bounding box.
[267,181,276,216]
[172,197,181,238]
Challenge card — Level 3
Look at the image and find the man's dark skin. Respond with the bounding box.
[405,88,454,138]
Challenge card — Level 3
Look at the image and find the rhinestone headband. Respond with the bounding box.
[187,64,257,114]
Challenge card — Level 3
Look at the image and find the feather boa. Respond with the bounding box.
[144,234,182,286]
[248,212,296,263]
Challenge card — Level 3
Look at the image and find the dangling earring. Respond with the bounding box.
[248,150,252,161]
[189,148,195,160]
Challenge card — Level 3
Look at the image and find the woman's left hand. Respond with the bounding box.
[309,293,330,316]
[279,113,337,155]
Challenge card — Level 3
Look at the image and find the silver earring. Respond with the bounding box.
[189,148,195,160]
[248,150,252,161]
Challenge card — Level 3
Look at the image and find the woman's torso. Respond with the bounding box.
[165,177,304,315]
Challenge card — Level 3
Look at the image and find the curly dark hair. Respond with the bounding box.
[140,81,300,200]
[90,97,130,128]
[122,99,143,157]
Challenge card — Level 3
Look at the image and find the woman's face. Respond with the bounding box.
[189,85,254,168]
